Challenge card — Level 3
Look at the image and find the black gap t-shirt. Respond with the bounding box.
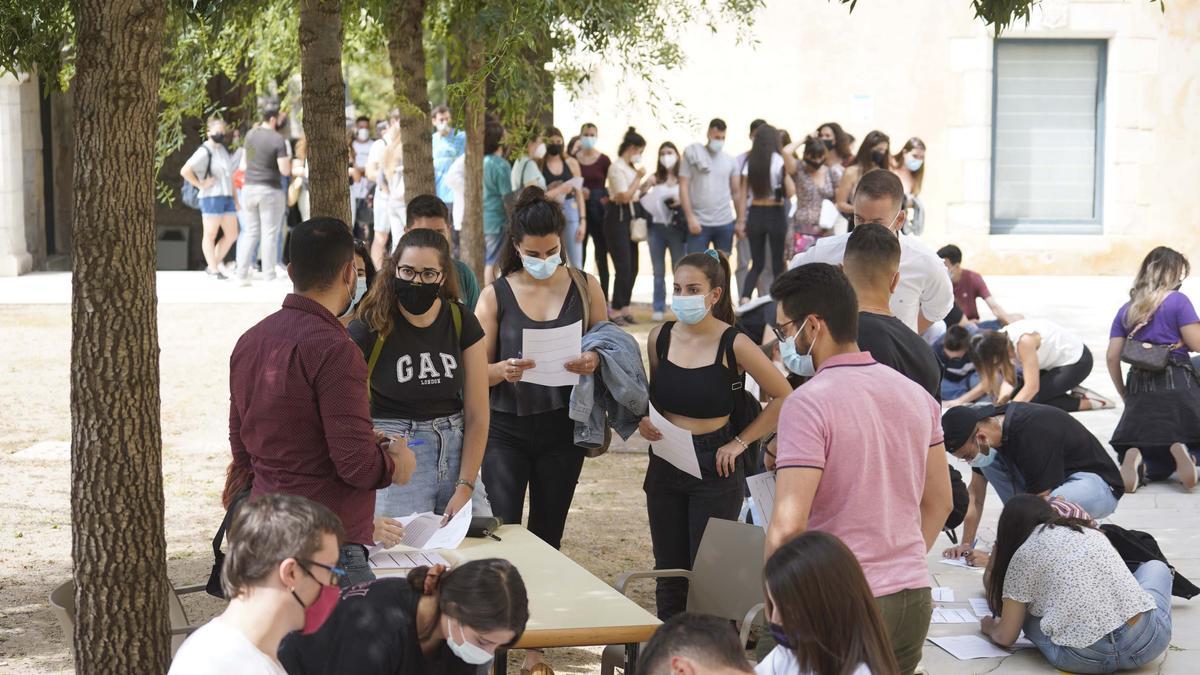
[278,578,476,675]
[994,402,1125,497]
[857,312,942,401]
[348,301,484,421]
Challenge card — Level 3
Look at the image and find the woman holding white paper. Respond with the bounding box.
[637,249,791,620]
[539,125,587,269]
[349,228,489,545]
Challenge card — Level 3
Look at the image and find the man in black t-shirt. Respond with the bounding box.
[844,223,941,399]
[941,402,1124,558]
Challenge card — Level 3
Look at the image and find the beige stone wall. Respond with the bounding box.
[553,0,1200,276]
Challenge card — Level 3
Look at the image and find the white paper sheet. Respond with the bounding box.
[566,176,584,190]
[938,557,984,571]
[395,502,473,550]
[649,404,701,478]
[521,320,582,387]
[928,635,1012,660]
[969,598,992,618]
[369,550,451,571]
[932,587,955,603]
[746,472,776,529]
[931,607,978,624]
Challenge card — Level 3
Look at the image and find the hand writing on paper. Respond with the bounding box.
[500,357,536,383]
[943,543,974,559]
[373,517,406,548]
[965,549,990,568]
[715,441,746,478]
[638,416,663,442]
[564,351,599,376]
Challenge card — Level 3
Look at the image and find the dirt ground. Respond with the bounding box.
[0,302,661,674]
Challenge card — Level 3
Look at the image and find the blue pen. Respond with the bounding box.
[407,439,425,447]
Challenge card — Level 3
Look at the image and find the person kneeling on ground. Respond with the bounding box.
[936,325,982,403]
[638,613,754,675]
[757,530,899,675]
[980,495,1172,673]
[279,559,529,674]
[169,494,345,675]
[941,402,1125,565]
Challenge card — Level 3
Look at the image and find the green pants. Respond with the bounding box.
[875,587,932,675]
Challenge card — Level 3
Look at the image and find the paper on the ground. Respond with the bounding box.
[931,607,978,624]
[369,550,451,571]
[938,557,984,571]
[397,501,473,550]
[746,472,776,529]
[932,587,955,603]
[521,320,582,387]
[969,597,991,618]
[649,403,701,478]
[928,635,1012,660]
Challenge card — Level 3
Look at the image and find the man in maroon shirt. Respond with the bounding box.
[937,244,1021,329]
[228,217,415,585]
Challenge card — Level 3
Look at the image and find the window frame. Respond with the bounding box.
[989,38,1108,235]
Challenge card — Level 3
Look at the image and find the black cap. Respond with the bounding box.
[941,404,999,452]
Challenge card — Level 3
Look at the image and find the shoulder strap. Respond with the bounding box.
[213,488,250,558]
[567,267,590,334]
[450,301,462,342]
[365,333,386,404]
[201,144,212,179]
[720,327,744,390]
[656,322,676,361]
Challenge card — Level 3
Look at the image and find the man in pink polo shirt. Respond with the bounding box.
[765,262,952,675]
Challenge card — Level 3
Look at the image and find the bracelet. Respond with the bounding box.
[733,435,749,451]
[455,479,475,491]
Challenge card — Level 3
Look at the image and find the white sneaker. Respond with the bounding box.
[238,275,252,287]
[651,311,664,321]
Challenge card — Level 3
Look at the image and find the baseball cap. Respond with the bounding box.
[941,404,1000,453]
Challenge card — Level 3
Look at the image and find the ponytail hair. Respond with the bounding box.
[498,186,566,277]
[618,126,646,156]
[675,250,734,326]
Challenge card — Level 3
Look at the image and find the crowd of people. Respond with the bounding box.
[168,107,1198,675]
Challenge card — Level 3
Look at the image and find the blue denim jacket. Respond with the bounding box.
[570,322,649,448]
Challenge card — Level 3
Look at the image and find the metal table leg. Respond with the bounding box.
[493,647,509,675]
[625,642,640,675]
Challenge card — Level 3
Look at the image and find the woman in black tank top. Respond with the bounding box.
[637,250,791,621]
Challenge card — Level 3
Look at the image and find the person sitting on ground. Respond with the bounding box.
[1107,246,1200,493]
[338,239,374,327]
[941,402,1125,566]
[950,319,1112,412]
[936,325,980,402]
[844,223,941,399]
[403,194,480,310]
[758,531,899,675]
[937,244,1021,329]
[637,613,754,675]
[168,494,345,675]
[227,218,416,586]
[980,495,1172,673]
[279,559,529,674]
[766,262,952,675]
[789,169,952,334]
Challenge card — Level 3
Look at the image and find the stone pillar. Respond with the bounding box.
[0,73,31,276]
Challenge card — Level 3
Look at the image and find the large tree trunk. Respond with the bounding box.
[70,0,170,672]
[461,36,485,280]
[299,0,351,222]
[385,0,435,202]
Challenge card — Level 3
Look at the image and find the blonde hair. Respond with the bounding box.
[1126,247,1189,330]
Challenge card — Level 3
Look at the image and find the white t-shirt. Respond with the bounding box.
[756,646,872,675]
[740,153,785,200]
[607,159,640,196]
[352,138,373,169]
[511,155,545,192]
[186,142,234,198]
[789,231,954,331]
[1001,318,1085,370]
[167,617,287,675]
[446,155,466,228]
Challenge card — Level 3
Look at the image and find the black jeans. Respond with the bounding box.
[604,201,637,310]
[1016,346,1094,412]
[482,409,587,549]
[584,191,611,301]
[743,204,788,301]
[338,544,374,588]
[643,424,744,620]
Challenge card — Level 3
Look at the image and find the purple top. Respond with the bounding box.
[1110,291,1198,356]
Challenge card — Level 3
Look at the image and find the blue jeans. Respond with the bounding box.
[374,413,465,517]
[686,221,735,255]
[561,197,583,269]
[981,454,1119,519]
[338,544,373,588]
[648,222,686,312]
[485,231,505,266]
[1024,561,1172,673]
[942,372,981,401]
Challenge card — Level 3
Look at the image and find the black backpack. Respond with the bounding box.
[181,144,211,210]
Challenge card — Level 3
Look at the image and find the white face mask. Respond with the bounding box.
[630,154,643,165]
[356,128,369,142]
[660,153,678,169]
[533,143,547,160]
[444,617,494,665]
[436,120,450,133]
[708,139,725,153]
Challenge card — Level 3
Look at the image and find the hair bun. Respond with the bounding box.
[515,186,546,210]
[625,126,638,137]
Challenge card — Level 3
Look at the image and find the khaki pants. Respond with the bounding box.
[875,587,932,675]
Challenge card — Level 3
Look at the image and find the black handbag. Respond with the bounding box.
[1120,319,1178,372]
[467,516,504,540]
[206,489,250,599]
[720,327,763,478]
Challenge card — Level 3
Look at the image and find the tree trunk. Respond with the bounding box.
[461,36,485,280]
[70,0,170,672]
[299,0,351,223]
[385,0,436,202]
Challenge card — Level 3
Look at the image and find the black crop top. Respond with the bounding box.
[542,158,573,188]
[651,322,737,419]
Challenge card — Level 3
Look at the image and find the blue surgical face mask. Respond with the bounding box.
[354,278,368,305]
[671,294,710,325]
[779,318,816,377]
[580,136,597,150]
[708,139,725,153]
[521,253,561,280]
[905,156,924,172]
[969,438,996,469]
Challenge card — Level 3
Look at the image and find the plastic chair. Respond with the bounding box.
[49,579,209,657]
[600,518,767,675]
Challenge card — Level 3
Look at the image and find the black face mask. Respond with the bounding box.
[822,138,835,151]
[546,143,563,156]
[210,132,226,145]
[393,277,441,315]
[871,150,888,168]
[804,158,823,170]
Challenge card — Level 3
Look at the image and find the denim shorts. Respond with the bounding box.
[199,195,236,215]
[374,412,465,517]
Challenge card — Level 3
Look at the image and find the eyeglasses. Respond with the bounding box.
[298,559,347,586]
[772,319,797,343]
[397,265,444,284]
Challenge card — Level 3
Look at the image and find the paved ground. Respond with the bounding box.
[0,269,1196,674]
